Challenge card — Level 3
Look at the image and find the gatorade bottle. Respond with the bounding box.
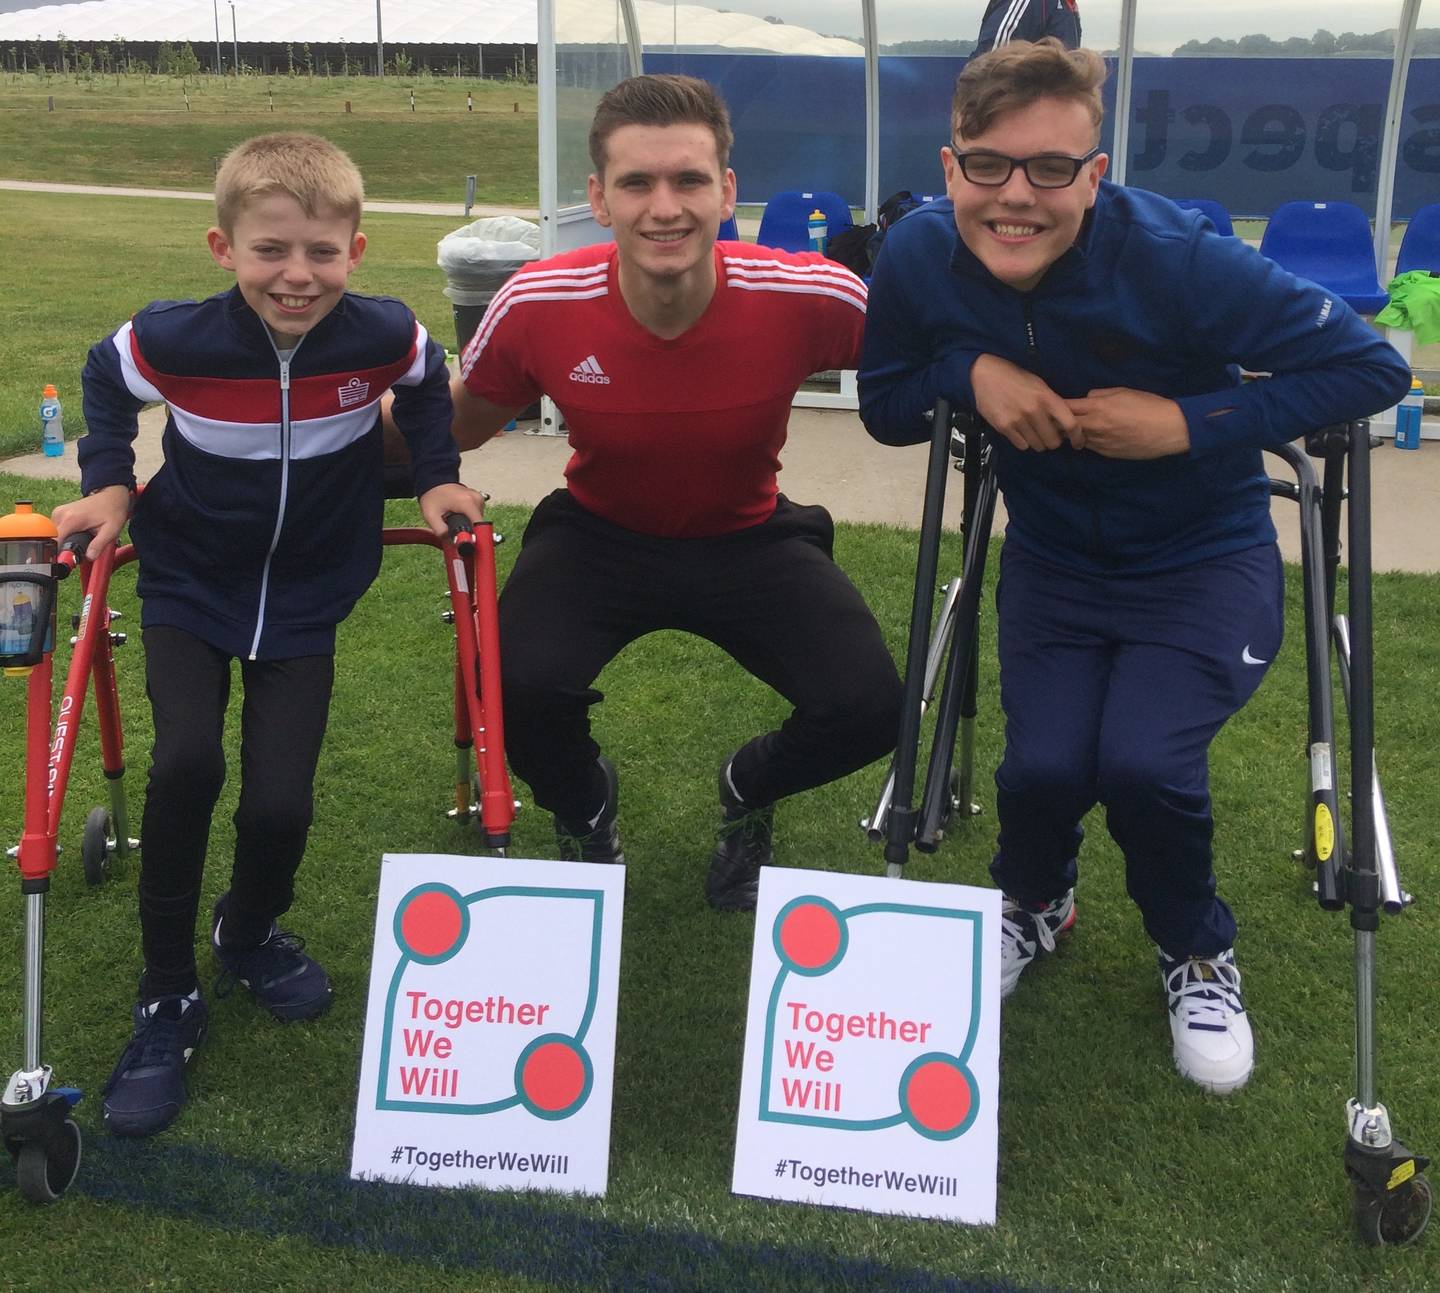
[808,208,827,255]
[1394,377,1425,451]
[40,385,64,458]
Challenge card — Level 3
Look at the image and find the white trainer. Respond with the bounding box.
[999,890,1076,998]
[1160,948,1254,1094]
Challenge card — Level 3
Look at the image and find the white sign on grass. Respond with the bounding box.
[732,866,1000,1224]
[350,853,624,1195]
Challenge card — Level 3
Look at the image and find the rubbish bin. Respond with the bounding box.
[437,215,541,355]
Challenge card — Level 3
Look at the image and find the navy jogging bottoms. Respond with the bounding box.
[988,541,1284,958]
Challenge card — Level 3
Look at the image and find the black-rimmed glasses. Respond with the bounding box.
[947,145,1101,189]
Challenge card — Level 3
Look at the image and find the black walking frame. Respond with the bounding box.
[2,500,515,1204]
[867,397,1432,1246]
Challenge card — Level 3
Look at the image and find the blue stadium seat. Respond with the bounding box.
[1396,202,1440,275]
[1258,200,1388,315]
[1173,198,1235,238]
[718,214,739,242]
[756,190,854,253]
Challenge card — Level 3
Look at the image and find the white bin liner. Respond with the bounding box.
[437,216,541,306]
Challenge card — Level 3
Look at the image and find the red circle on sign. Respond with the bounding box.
[779,902,842,970]
[522,1041,587,1113]
[905,1059,972,1133]
[400,890,464,959]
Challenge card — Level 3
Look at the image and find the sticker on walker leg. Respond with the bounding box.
[350,854,623,1195]
[732,867,1000,1223]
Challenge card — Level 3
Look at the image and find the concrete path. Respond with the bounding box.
[0,178,539,220]
[6,404,1438,574]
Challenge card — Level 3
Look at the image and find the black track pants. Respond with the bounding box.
[136,626,334,997]
[498,491,902,824]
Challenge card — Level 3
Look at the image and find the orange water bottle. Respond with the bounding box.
[0,501,59,676]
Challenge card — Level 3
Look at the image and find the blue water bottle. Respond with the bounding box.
[1394,377,1424,451]
[807,208,827,255]
[39,384,64,458]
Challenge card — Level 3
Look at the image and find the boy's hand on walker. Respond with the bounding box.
[970,353,1078,453]
[418,482,485,538]
[1066,388,1190,459]
[51,485,131,562]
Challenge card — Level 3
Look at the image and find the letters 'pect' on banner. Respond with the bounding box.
[350,854,624,1195]
[733,867,1001,1224]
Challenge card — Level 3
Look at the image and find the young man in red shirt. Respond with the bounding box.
[452,74,901,910]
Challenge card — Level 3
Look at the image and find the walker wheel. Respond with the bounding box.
[15,1119,81,1204]
[81,806,112,886]
[1354,1174,1433,1246]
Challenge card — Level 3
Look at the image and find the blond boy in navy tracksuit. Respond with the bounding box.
[54,132,481,1137]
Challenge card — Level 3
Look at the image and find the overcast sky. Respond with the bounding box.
[0,0,1433,49]
[716,0,1433,50]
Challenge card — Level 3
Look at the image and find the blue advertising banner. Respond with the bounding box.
[1124,57,1433,218]
[647,53,869,206]
[645,53,1440,222]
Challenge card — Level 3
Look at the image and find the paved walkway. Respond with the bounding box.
[6,404,1438,574]
[0,178,539,220]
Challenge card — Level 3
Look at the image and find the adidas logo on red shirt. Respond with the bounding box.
[568,355,611,385]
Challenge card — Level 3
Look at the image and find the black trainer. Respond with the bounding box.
[102,989,208,1138]
[706,759,774,912]
[554,756,625,865]
[211,893,333,1022]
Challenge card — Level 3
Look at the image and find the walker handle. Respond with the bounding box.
[57,530,94,572]
[443,512,476,548]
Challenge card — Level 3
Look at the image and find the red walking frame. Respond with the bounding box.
[382,514,515,850]
[2,502,514,1205]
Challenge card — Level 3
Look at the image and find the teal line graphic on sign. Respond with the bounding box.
[376,883,602,1118]
[758,897,983,1139]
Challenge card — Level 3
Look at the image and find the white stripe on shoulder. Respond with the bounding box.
[723,252,860,274]
[724,256,866,289]
[504,264,609,290]
[112,321,163,403]
[997,0,1032,46]
[482,266,610,320]
[723,257,866,312]
[469,263,606,319]
[460,278,610,380]
[725,271,867,309]
[393,320,431,387]
[724,253,866,285]
[727,279,867,312]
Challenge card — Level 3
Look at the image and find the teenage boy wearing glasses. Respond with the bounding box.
[858,40,1410,1094]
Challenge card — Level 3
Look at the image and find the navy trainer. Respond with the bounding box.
[102,990,208,1138]
[211,893,333,1022]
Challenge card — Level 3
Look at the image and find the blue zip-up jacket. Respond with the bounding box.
[975,0,1081,55]
[859,184,1413,574]
[78,286,460,658]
